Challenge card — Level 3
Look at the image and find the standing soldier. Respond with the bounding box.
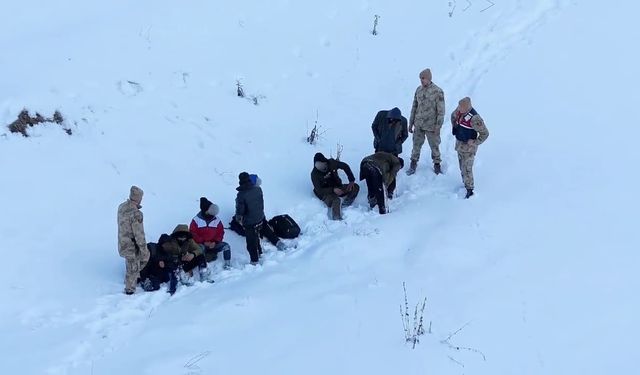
[371,107,408,198]
[407,68,445,175]
[451,97,489,198]
[117,186,149,295]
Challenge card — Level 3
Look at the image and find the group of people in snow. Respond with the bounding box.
[117,172,289,295]
[312,68,489,220]
[117,68,489,295]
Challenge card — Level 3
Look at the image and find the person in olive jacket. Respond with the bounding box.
[359,152,403,215]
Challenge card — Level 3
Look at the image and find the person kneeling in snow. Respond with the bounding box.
[140,224,213,293]
[311,152,359,220]
[359,152,403,214]
[190,197,232,270]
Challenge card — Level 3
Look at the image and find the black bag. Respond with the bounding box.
[229,216,246,236]
[268,214,301,239]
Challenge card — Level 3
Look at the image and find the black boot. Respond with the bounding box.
[465,189,474,199]
[434,163,442,175]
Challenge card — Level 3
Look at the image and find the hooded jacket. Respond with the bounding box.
[372,110,408,155]
[158,224,203,263]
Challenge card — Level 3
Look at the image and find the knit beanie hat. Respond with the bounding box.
[200,197,213,212]
[129,185,143,203]
[314,152,327,163]
[239,172,251,185]
[419,68,432,81]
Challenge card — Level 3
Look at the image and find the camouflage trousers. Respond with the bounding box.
[457,150,476,190]
[411,127,441,164]
[123,250,149,293]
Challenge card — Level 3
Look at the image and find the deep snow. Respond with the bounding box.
[1,0,638,374]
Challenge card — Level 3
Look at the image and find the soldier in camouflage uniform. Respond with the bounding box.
[117,186,149,294]
[408,68,445,175]
[451,97,489,198]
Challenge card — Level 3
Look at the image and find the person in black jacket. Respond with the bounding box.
[371,107,408,198]
[311,152,359,220]
[235,172,267,264]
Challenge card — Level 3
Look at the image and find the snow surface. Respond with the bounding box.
[1,0,639,374]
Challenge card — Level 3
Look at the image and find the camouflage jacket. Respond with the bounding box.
[410,82,445,131]
[117,199,147,258]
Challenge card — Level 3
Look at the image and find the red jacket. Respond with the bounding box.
[189,213,224,244]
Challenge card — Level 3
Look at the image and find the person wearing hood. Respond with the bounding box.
[311,152,359,220]
[161,224,212,285]
[235,172,267,264]
[138,223,213,294]
[371,107,408,198]
[359,152,403,214]
[190,197,232,270]
[117,185,150,295]
[372,107,408,156]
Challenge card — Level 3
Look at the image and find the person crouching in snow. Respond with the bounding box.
[359,152,403,214]
[190,197,232,270]
[160,224,212,285]
[311,152,359,220]
[235,172,267,265]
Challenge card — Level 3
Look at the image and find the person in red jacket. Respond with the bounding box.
[190,197,232,269]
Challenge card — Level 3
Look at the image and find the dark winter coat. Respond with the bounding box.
[157,224,203,264]
[359,152,402,187]
[372,110,408,155]
[235,182,265,226]
[311,158,356,199]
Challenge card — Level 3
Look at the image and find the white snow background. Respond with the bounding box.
[1,0,638,374]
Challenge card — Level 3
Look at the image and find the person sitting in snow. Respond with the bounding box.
[140,224,213,293]
[359,152,403,214]
[311,152,359,220]
[190,197,232,270]
[229,174,287,252]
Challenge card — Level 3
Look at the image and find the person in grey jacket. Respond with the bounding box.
[235,172,266,264]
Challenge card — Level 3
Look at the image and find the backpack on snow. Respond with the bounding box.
[228,216,246,236]
[268,214,301,239]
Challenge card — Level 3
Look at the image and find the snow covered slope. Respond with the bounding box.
[1,0,638,374]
